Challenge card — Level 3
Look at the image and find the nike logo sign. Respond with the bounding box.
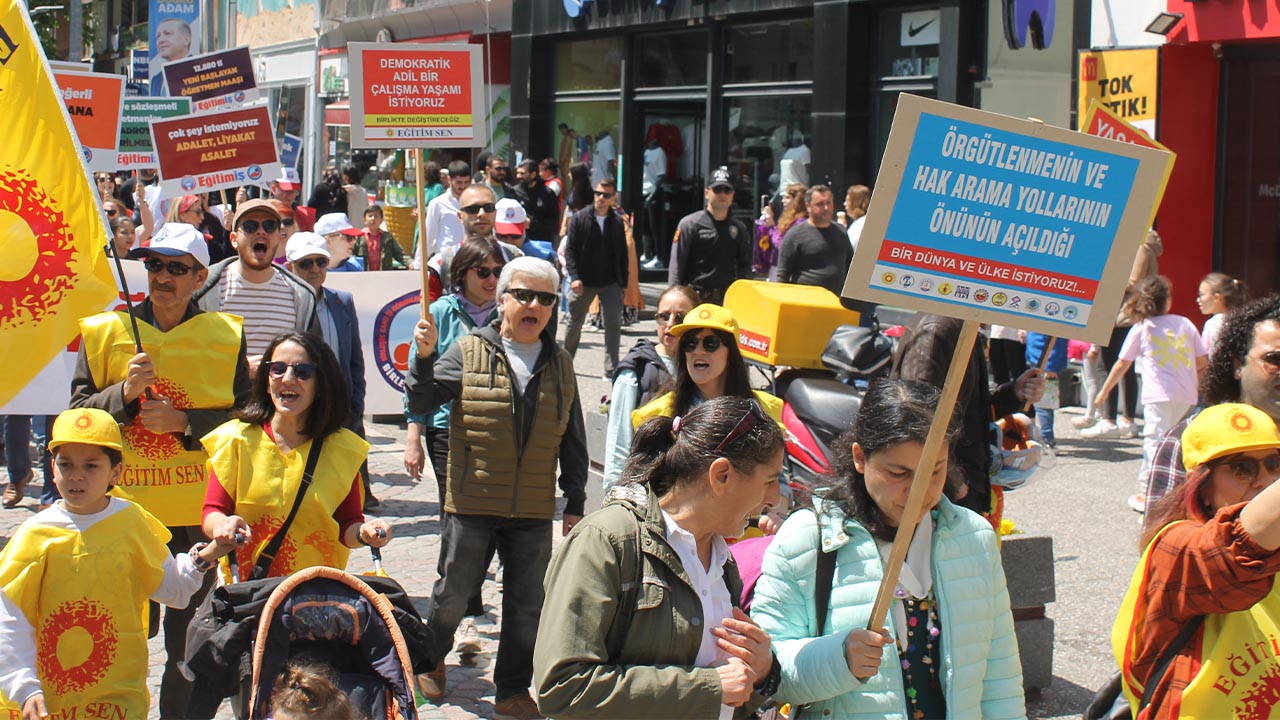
[908,18,935,37]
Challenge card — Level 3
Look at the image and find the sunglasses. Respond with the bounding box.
[238,219,280,234]
[710,186,734,195]
[295,257,329,271]
[1253,350,1280,374]
[655,310,686,325]
[460,203,497,215]
[1211,453,1280,483]
[680,333,725,354]
[281,218,296,228]
[713,400,770,454]
[507,288,557,306]
[143,258,195,276]
[496,233,523,242]
[105,208,118,217]
[594,191,614,199]
[266,361,317,381]
[471,265,504,279]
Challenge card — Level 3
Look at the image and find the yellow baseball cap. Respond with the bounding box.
[668,303,738,338]
[1181,404,1280,470]
[49,408,123,453]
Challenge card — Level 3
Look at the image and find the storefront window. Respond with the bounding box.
[724,95,812,215]
[556,38,624,92]
[636,30,708,88]
[725,19,814,85]
[551,100,622,192]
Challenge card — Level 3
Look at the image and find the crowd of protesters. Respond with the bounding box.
[0,145,1272,720]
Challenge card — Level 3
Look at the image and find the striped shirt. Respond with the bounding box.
[218,265,298,356]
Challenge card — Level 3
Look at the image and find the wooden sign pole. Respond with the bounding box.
[867,319,980,631]
[413,147,430,318]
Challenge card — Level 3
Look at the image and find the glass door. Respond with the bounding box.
[633,101,706,269]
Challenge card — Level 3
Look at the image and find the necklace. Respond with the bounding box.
[896,587,943,720]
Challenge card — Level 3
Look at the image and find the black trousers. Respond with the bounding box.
[424,427,494,618]
[149,525,217,720]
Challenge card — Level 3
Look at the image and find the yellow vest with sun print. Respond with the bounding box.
[0,501,170,718]
[79,310,243,527]
[202,420,369,580]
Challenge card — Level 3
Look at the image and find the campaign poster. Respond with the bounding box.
[150,105,280,195]
[1078,47,1159,138]
[52,70,126,173]
[131,49,150,84]
[842,94,1172,344]
[162,46,259,112]
[118,96,192,170]
[148,0,201,97]
[348,42,487,149]
[279,132,302,169]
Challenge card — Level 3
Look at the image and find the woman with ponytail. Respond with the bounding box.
[534,396,786,718]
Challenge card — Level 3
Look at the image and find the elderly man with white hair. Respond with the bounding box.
[405,256,587,720]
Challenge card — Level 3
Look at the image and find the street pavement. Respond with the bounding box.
[0,297,1147,719]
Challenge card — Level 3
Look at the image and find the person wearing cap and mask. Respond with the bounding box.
[668,168,752,305]
[271,168,315,232]
[284,232,375,508]
[316,212,368,272]
[70,224,251,719]
[1114,403,1280,718]
[194,199,319,377]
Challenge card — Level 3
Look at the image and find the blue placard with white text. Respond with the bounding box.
[280,133,302,170]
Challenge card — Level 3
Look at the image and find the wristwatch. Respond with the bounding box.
[754,652,782,697]
[189,542,216,573]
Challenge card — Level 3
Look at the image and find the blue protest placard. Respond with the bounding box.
[843,94,1173,344]
[279,133,302,170]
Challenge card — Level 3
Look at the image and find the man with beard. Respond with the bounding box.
[194,199,318,376]
[70,223,250,719]
[514,159,559,248]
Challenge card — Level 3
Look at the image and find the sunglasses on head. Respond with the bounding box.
[655,310,686,325]
[1211,453,1280,483]
[594,190,614,199]
[266,361,317,381]
[471,265,504,280]
[460,203,497,215]
[294,257,328,271]
[680,333,725,354]
[507,288,557,306]
[238,218,279,234]
[713,400,770,454]
[143,258,195,276]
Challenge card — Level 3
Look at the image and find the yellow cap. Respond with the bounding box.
[49,408,123,453]
[668,303,738,338]
[1181,404,1280,470]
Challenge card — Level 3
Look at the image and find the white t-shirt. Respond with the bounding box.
[1202,313,1225,355]
[1119,314,1207,405]
[592,134,617,185]
[846,215,866,255]
[780,144,811,186]
[642,146,666,196]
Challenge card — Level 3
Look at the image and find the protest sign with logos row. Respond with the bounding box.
[149,105,281,195]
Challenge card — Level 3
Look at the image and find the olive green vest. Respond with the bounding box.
[446,334,576,519]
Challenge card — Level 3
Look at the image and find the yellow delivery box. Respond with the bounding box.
[723,280,862,369]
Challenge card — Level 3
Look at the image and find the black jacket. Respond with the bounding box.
[516,180,561,241]
[565,206,628,288]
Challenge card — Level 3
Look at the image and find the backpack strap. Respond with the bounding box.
[251,433,325,581]
[1138,615,1203,712]
[813,545,837,636]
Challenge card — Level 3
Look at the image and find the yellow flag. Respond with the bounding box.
[0,3,118,407]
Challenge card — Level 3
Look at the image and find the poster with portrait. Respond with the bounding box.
[148,0,201,97]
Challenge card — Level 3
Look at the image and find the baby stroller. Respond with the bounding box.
[185,558,435,719]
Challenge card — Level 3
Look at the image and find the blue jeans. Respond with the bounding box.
[1035,407,1056,446]
[425,513,552,701]
[3,416,55,503]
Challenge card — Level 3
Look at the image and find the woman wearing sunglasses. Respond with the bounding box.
[751,379,1025,720]
[602,285,700,487]
[536,396,785,718]
[201,332,391,580]
[1113,403,1280,717]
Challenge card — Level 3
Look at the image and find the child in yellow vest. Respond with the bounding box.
[0,408,243,719]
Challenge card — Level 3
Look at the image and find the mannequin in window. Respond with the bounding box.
[641,138,668,268]
[591,130,617,187]
[779,134,811,188]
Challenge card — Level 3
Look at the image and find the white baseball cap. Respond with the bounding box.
[495,198,526,235]
[285,232,331,262]
[131,222,209,268]
[276,167,302,191]
[315,212,363,236]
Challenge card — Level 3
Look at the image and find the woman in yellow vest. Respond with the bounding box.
[201,333,391,580]
[1113,403,1280,718]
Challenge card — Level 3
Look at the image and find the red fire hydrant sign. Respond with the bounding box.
[348,43,487,149]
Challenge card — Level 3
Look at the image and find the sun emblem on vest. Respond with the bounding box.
[38,598,118,695]
[1229,410,1255,435]
[124,377,194,461]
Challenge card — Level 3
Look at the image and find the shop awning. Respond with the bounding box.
[325,100,350,126]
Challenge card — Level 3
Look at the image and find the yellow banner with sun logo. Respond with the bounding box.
[0,501,170,716]
[0,0,118,408]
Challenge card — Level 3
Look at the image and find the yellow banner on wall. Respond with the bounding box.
[1078,47,1160,138]
[0,1,118,408]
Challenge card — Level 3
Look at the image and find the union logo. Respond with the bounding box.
[0,171,78,332]
[124,377,193,461]
[1230,410,1255,435]
[372,289,423,393]
[73,412,94,430]
[39,598,118,695]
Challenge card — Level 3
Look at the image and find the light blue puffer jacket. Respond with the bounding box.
[751,497,1025,720]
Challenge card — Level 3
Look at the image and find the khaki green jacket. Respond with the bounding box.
[534,484,766,719]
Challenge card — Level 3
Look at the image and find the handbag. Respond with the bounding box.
[1082,616,1204,720]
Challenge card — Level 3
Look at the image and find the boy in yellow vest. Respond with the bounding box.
[0,408,243,719]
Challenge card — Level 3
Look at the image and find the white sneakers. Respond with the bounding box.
[455,616,484,655]
[1080,417,1140,439]
[1071,414,1098,429]
[1128,493,1146,513]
